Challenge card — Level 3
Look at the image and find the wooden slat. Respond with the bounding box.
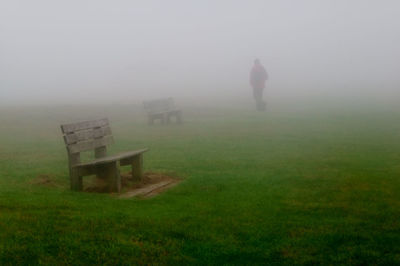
[95,146,107,159]
[143,98,173,109]
[149,109,181,116]
[63,126,112,144]
[67,135,114,153]
[119,181,174,198]
[143,98,175,114]
[75,149,148,167]
[61,118,109,134]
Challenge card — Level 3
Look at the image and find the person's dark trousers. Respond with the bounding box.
[253,87,266,111]
[256,100,266,111]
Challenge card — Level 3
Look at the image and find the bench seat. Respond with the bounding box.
[75,149,148,167]
[61,118,148,192]
[149,109,181,116]
[143,98,183,125]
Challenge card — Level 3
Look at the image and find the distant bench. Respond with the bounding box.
[143,98,183,125]
[61,118,148,192]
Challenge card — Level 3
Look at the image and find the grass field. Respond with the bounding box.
[0,105,399,265]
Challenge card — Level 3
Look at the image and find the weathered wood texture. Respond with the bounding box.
[96,162,121,193]
[143,98,183,125]
[67,135,114,153]
[61,118,148,192]
[63,126,112,144]
[61,118,109,133]
[131,154,143,181]
[119,180,177,198]
[76,150,148,167]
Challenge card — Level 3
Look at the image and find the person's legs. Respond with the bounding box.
[258,100,266,111]
[253,88,265,111]
[253,87,262,101]
[259,88,266,111]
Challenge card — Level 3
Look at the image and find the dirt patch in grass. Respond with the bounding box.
[84,178,110,193]
[31,172,181,197]
[84,171,181,198]
[120,171,181,198]
[30,174,60,187]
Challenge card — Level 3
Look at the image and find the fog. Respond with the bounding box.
[1,0,399,108]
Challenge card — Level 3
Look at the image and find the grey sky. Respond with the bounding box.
[1,0,399,105]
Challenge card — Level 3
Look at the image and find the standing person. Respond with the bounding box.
[250,59,268,111]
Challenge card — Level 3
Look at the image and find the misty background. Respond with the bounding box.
[1,0,399,108]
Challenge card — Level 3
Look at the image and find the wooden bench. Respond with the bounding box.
[61,118,148,192]
[143,98,183,125]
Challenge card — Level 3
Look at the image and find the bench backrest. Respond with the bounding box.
[143,98,176,114]
[61,118,114,165]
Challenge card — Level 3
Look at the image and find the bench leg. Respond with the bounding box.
[166,114,171,124]
[70,168,83,191]
[161,114,167,125]
[132,154,143,181]
[148,115,154,125]
[96,162,121,193]
[176,111,183,124]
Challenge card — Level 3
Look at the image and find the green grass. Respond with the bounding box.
[0,105,399,265]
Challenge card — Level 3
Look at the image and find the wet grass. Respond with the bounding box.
[0,105,399,265]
